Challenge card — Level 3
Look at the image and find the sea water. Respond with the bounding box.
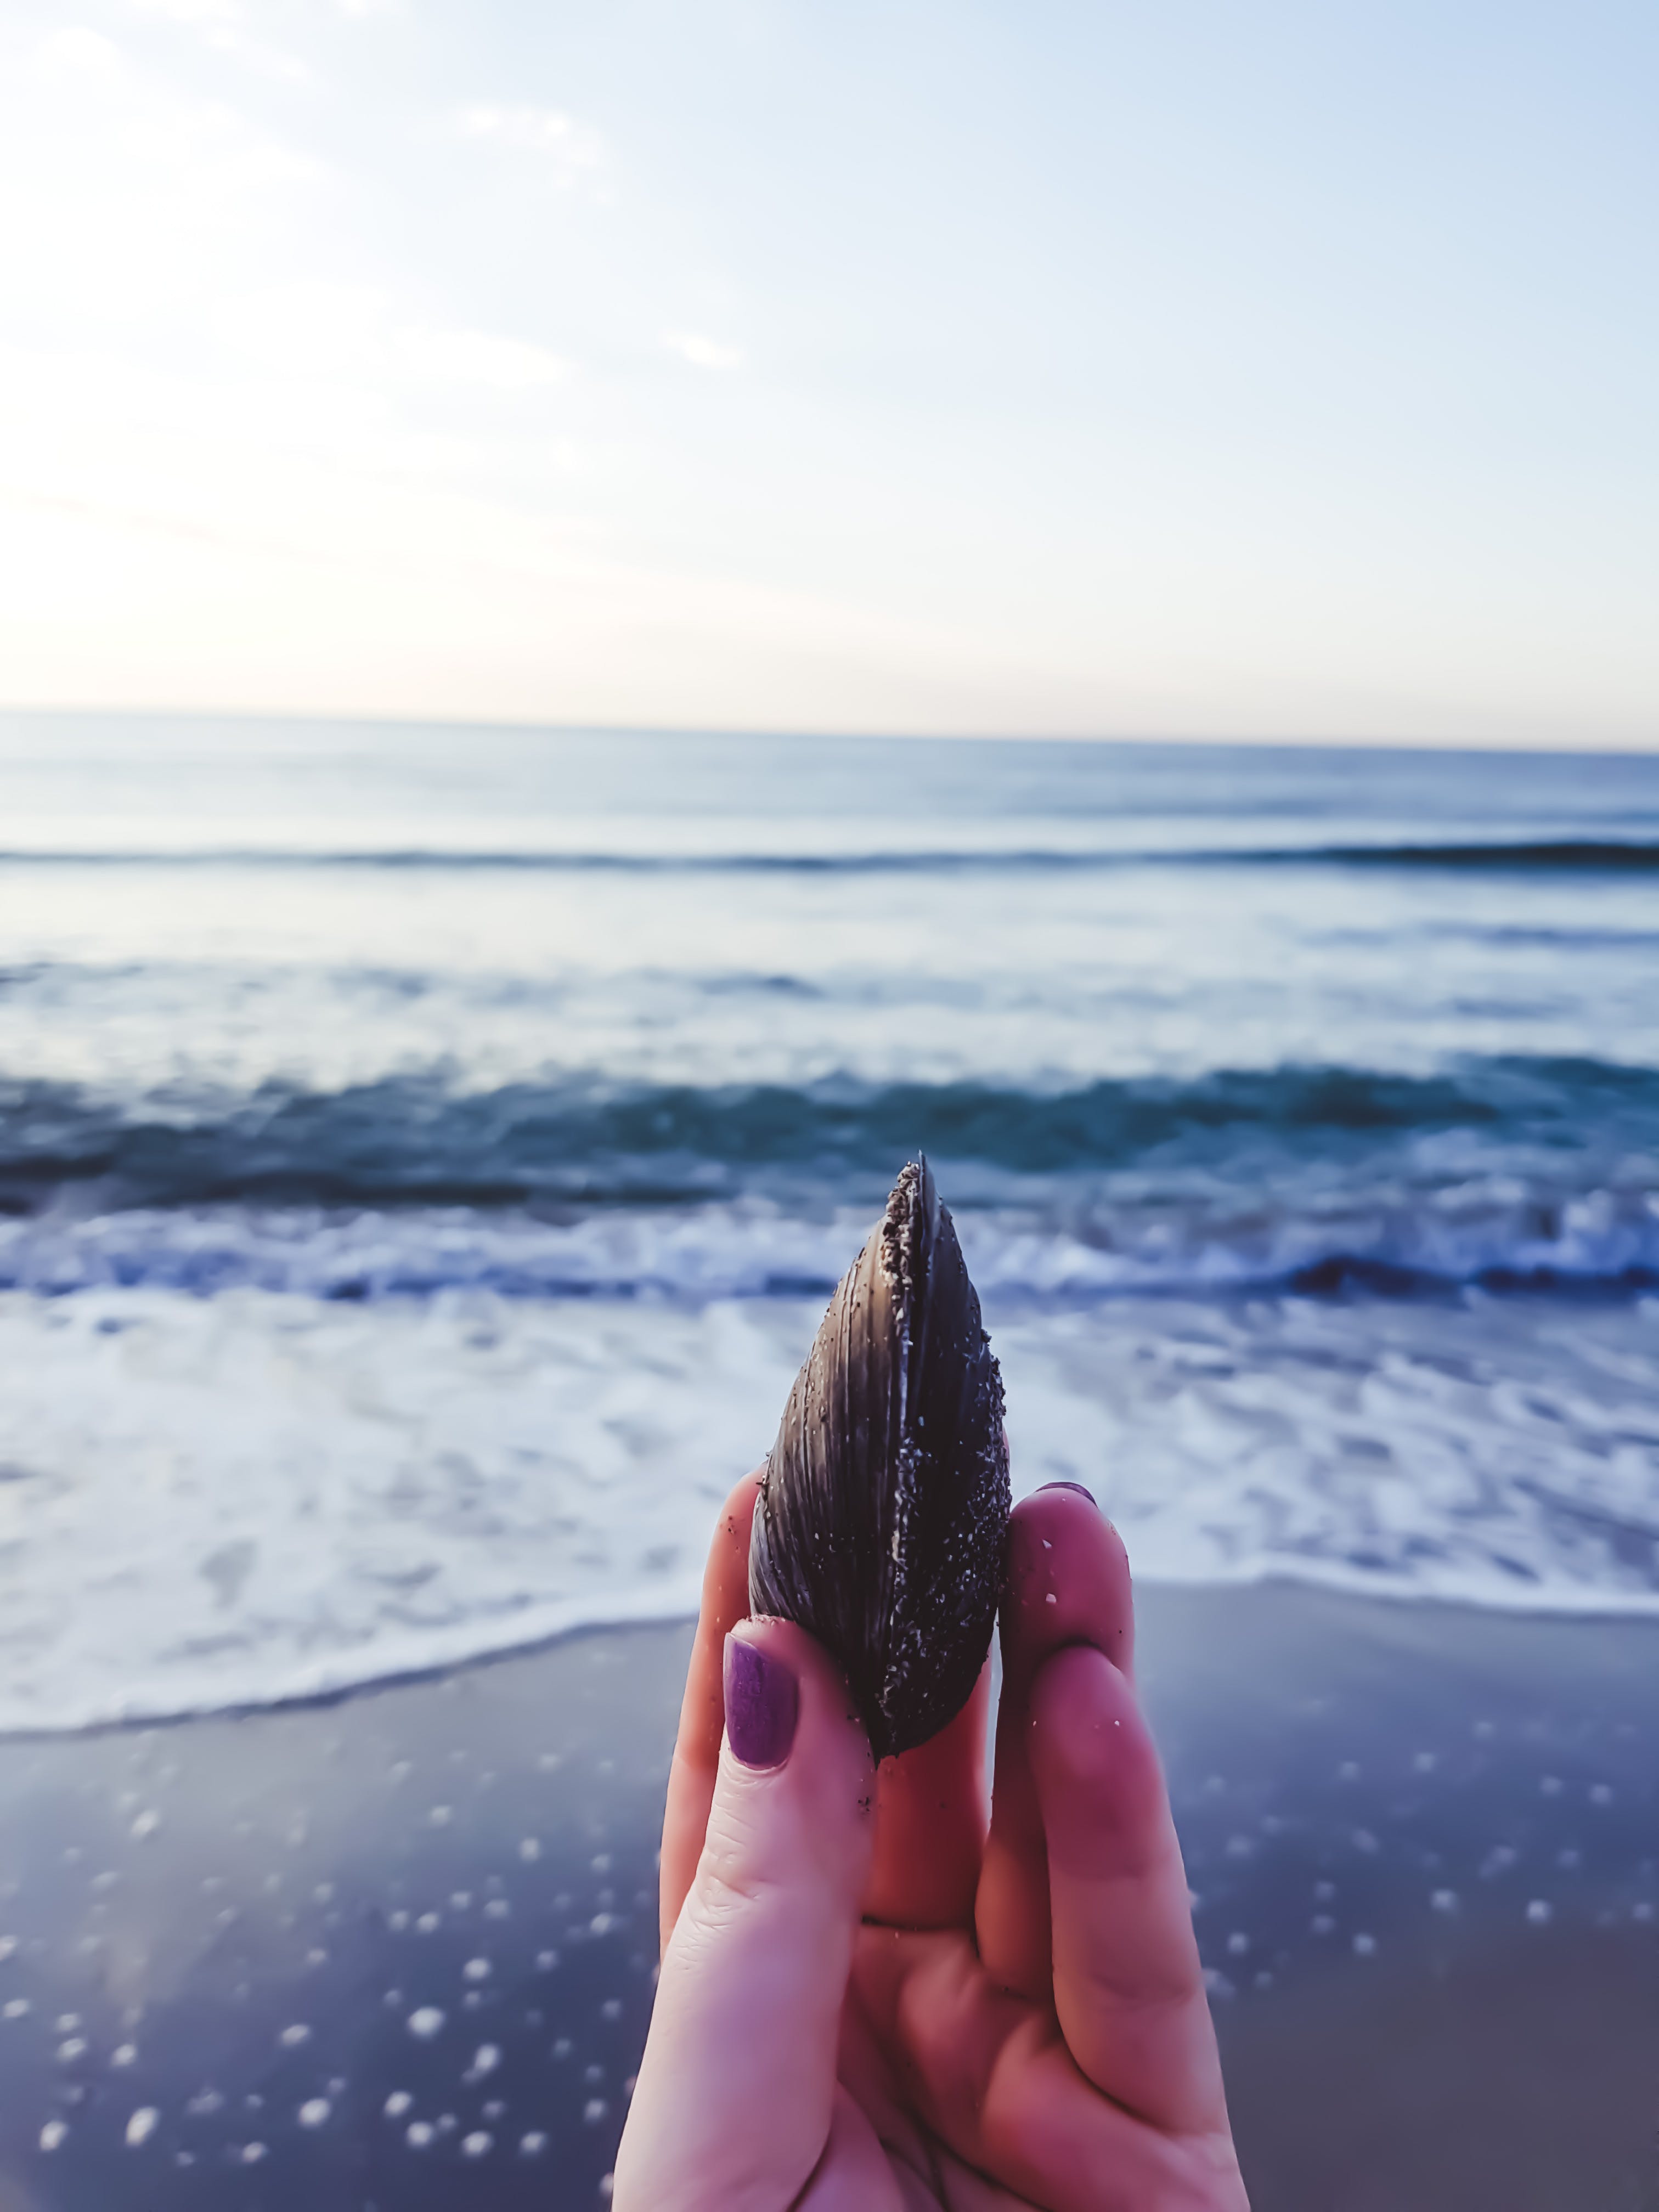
[0,716,1656,1729]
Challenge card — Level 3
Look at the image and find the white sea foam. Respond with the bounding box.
[1,1181,1656,1304]
[0,1287,1654,1734]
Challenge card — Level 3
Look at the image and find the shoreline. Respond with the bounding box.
[0,1584,1653,2209]
[7,1284,1656,1737]
[10,1556,1659,1744]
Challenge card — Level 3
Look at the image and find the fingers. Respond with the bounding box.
[659,1469,761,1951]
[980,1489,1227,2139]
[854,1929,1243,2212]
[862,1661,991,1930]
[1030,1643,1229,2140]
[614,1618,876,2212]
[975,1487,1133,1998]
[663,1468,991,1943]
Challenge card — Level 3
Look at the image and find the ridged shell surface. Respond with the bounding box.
[748,1157,1010,1762]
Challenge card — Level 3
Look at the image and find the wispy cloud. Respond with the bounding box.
[37,25,121,72]
[120,0,312,80]
[456,103,606,183]
[403,327,566,392]
[211,284,567,392]
[663,330,743,374]
[128,0,239,27]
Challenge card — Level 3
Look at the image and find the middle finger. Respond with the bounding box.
[975,1485,1134,1998]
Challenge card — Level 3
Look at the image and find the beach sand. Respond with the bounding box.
[0,1585,1654,2211]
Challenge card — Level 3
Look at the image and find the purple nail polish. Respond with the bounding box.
[1038,1480,1097,1506]
[724,1637,799,1770]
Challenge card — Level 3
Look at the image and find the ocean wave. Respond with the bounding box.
[1322,839,1659,871]
[2,1186,1656,1303]
[1,836,1657,873]
[2,1057,1656,1215]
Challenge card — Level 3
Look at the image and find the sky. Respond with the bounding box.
[0,1,1655,746]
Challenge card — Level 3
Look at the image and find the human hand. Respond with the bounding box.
[613,1473,1249,2210]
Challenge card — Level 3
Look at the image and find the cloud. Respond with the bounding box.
[128,0,239,26]
[456,103,606,181]
[402,328,566,392]
[12,21,325,343]
[117,0,312,80]
[663,330,743,374]
[37,26,121,72]
[211,284,566,393]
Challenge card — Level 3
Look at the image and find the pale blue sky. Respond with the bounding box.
[1,1,1655,742]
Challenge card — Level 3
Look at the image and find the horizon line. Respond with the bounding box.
[2,706,1657,761]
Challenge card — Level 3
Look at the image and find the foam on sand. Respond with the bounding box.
[0,1287,1655,1734]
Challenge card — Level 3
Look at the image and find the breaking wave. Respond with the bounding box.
[0,1056,1654,1299]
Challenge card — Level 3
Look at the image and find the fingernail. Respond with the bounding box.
[1039,1480,1097,1506]
[724,1636,799,1770]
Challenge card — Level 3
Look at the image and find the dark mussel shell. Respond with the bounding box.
[749,1158,1010,1762]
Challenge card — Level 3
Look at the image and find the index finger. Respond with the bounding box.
[658,1468,761,1950]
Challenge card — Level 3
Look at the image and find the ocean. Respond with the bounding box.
[1,715,1657,1732]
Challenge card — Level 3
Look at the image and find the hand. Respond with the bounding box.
[614,1473,1249,2210]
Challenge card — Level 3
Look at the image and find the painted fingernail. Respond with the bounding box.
[1039,1481,1097,1506]
[724,1636,799,1770]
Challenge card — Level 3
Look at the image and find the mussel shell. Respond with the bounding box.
[749,1157,1009,1763]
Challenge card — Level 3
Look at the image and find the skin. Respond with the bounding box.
[614,1471,1251,2211]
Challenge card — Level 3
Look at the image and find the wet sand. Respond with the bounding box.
[0,1585,1654,2211]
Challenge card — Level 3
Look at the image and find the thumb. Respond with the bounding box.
[613,1618,875,2212]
